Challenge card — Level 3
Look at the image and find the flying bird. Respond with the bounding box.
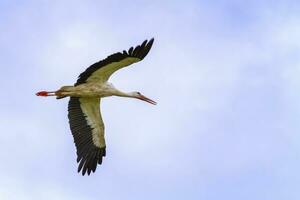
[36,38,156,175]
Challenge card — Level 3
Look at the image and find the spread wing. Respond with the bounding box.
[68,97,106,176]
[75,38,154,85]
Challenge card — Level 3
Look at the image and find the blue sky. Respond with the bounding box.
[1,0,300,199]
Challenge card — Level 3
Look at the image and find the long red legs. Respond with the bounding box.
[36,91,56,97]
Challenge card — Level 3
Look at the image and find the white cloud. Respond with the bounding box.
[2,0,300,199]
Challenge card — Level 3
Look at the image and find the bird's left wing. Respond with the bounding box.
[68,97,106,175]
[75,38,154,85]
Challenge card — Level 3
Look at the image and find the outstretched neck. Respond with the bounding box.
[105,83,134,98]
[113,90,135,98]
[109,86,157,105]
[107,84,156,105]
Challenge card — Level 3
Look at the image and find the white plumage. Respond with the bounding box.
[36,38,156,175]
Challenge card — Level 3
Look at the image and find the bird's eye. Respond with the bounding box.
[137,92,141,95]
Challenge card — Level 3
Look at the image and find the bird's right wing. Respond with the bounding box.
[68,97,106,176]
[75,38,154,85]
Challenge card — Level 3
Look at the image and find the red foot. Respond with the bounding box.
[36,91,49,96]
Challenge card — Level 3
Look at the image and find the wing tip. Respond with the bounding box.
[77,147,106,176]
[133,37,155,59]
[148,37,154,44]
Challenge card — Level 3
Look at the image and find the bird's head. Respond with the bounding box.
[131,92,157,105]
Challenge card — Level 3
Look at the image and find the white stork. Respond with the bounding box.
[36,38,156,175]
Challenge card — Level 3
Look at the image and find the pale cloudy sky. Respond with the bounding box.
[1,0,300,199]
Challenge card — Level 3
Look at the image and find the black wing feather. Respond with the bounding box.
[68,97,106,176]
[75,38,154,86]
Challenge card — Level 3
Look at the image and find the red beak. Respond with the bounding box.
[138,95,157,105]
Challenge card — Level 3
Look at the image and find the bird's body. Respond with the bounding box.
[36,38,156,175]
[56,82,119,98]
